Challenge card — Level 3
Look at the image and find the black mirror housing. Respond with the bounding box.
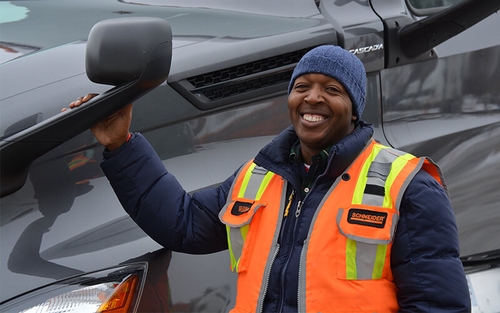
[86,17,172,86]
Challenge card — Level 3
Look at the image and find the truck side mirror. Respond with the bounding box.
[0,17,172,197]
[86,17,172,87]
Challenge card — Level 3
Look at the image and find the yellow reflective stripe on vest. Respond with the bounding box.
[346,143,416,280]
[373,243,388,279]
[227,163,275,272]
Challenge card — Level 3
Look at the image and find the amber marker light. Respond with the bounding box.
[97,274,139,313]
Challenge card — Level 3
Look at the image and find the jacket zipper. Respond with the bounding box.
[277,208,300,312]
[277,189,310,312]
[258,243,280,313]
[295,200,303,218]
[296,179,314,218]
[292,189,311,311]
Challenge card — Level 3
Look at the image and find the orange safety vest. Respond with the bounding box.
[219,138,446,313]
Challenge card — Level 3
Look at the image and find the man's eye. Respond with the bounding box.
[326,86,341,93]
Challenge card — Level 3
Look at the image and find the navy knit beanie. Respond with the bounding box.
[288,45,366,119]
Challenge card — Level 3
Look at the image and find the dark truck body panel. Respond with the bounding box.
[1,0,498,311]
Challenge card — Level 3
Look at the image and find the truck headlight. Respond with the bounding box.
[1,264,145,313]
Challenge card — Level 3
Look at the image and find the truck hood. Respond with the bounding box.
[0,0,321,64]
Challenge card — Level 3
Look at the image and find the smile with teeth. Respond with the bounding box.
[302,114,325,123]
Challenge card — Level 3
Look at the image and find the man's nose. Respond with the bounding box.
[304,85,324,103]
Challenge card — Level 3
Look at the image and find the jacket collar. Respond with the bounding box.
[254,121,374,186]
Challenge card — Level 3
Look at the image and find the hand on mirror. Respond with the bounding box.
[64,93,134,151]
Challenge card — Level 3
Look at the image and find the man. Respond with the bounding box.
[70,45,471,312]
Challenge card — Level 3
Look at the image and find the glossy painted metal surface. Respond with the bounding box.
[319,0,385,72]
[0,0,328,309]
[1,0,499,311]
[381,44,500,257]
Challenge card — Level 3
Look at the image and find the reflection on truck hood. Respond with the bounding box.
[0,0,320,64]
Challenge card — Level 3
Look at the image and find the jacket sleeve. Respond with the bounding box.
[391,169,471,312]
[100,133,232,254]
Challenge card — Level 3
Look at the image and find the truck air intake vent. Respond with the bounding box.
[172,47,314,110]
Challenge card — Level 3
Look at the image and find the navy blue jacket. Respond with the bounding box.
[101,121,471,312]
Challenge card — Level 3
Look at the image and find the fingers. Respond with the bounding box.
[68,97,83,109]
[68,93,99,109]
[83,93,98,102]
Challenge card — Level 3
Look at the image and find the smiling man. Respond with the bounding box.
[286,46,364,164]
[71,45,470,312]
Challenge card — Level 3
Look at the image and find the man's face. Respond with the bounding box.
[288,73,357,162]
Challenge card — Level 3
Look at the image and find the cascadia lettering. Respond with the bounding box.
[350,44,384,55]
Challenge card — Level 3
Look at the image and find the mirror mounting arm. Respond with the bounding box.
[0,17,172,198]
[399,0,500,58]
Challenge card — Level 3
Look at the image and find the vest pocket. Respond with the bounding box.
[220,199,265,273]
[219,199,265,228]
[336,205,398,280]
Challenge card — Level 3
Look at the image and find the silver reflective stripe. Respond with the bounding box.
[252,165,269,175]
[367,161,392,180]
[362,179,386,206]
[243,165,269,199]
[355,146,407,279]
[226,164,272,273]
[229,226,245,270]
[361,149,399,207]
[231,165,268,255]
[355,241,380,279]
